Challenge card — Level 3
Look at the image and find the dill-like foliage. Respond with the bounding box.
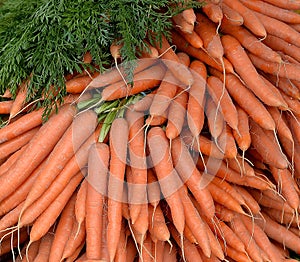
[0,0,201,117]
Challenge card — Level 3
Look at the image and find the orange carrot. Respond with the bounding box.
[222,0,266,37]
[125,108,147,223]
[101,63,165,101]
[171,137,215,219]
[221,35,285,108]
[0,126,39,160]
[172,12,194,34]
[181,8,196,25]
[138,40,159,58]
[262,0,300,9]
[0,100,13,115]
[234,186,261,215]
[147,127,185,235]
[0,107,44,143]
[0,145,25,175]
[220,21,282,64]
[171,30,234,73]
[22,109,97,212]
[147,169,161,210]
[132,92,156,112]
[9,80,28,119]
[217,124,238,159]
[21,240,40,262]
[107,118,129,262]
[74,179,87,235]
[221,3,244,26]
[114,221,127,262]
[175,28,203,49]
[202,3,223,24]
[48,192,76,262]
[66,72,100,94]
[207,75,238,131]
[32,231,54,262]
[0,104,76,203]
[187,60,206,137]
[195,13,224,60]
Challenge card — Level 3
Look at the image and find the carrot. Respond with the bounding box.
[0,104,76,203]
[217,124,238,159]
[270,167,300,210]
[0,229,28,257]
[175,28,203,49]
[147,169,161,210]
[207,75,238,131]
[137,40,159,59]
[230,215,264,262]
[22,109,97,212]
[194,13,224,60]
[221,35,286,108]
[202,3,223,24]
[147,127,185,235]
[262,0,300,9]
[218,242,249,262]
[86,143,109,260]
[220,21,282,64]
[153,34,193,86]
[209,68,276,131]
[125,109,147,223]
[61,219,86,261]
[66,72,100,94]
[226,156,255,177]
[0,107,44,144]
[0,160,43,217]
[32,231,54,262]
[148,204,170,242]
[171,30,234,73]
[215,203,235,222]
[234,186,261,215]
[48,191,76,262]
[205,96,224,140]
[28,174,83,245]
[240,0,300,24]
[107,118,128,262]
[280,91,300,114]
[165,89,188,140]
[74,179,87,236]
[249,119,288,169]
[183,226,198,245]
[0,201,24,233]
[172,12,194,34]
[168,223,203,262]
[181,8,196,25]
[187,60,206,137]
[131,202,149,243]
[1,88,12,98]
[114,221,127,262]
[9,80,28,119]
[0,100,13,114]
[21,240,40,262]
[0,126,39,160]
[232,106,251,152]
[132,92,156,112]
[222,0,266,37]
[255,212,300,254]
[101,62,165,101]
[64,242,85,262]
[221,3,243,26]
[88,58,158,89]
[171,137,215,219]
[179,187,211,257]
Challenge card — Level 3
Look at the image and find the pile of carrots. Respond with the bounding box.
[2,0,300,261]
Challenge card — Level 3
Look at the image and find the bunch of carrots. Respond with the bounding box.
[2,0,300,261]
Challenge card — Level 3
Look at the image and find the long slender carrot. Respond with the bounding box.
[0,100,13,115]
[147,169,161,210]
[147,127,185,235]
[125,108,147,223]
[86,143,109,260]
[107,118,128,262]
[9,80,28,119]
[217,124,238,159]
[66,72,100,94]
[101,63,166,101]
[187,60,206,137]
[234,186,261,215]
[0,104,76,203]
[209,68,276,131]
[74,179,87,235]
[171,137,215,219]
[222,0,266,37]
[0,126,39,160]
[22,109,97,212]
[221,35,286,108]
[48,192,76,262]
[262,0,300,9]
[114,220,127,262]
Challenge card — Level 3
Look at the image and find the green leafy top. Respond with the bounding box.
[0,0,201,117]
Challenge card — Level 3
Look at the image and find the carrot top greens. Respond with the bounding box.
[0,0,201,118]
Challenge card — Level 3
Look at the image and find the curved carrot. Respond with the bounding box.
[107,118,129,262]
